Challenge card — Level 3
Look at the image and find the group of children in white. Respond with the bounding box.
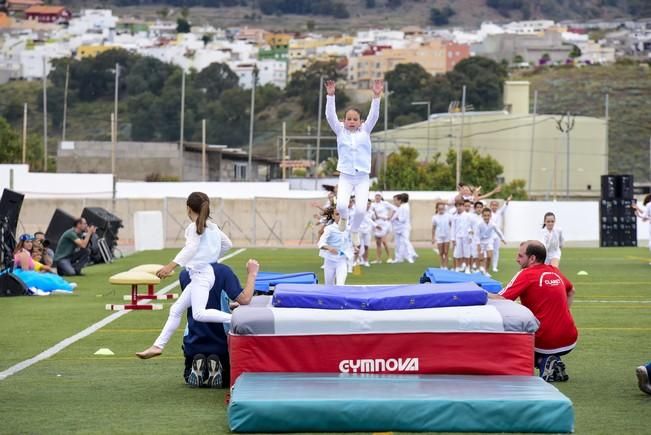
[316,77,569,285]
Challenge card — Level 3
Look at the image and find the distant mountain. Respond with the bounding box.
[67,0,649,27]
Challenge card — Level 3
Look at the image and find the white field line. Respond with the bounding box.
[0,248,246,381]
[574,300,651,304]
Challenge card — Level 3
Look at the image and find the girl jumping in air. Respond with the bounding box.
[137,192,244,359]
[539,212,564,267]
[324,78,383,248]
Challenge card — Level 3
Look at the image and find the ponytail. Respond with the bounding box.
[186,191,211,235]
[196,200,209,235]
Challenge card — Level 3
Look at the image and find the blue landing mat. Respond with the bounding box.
[229,373,574,433]
[271,282,487,310]
[420,267,503,293]
[254,271,318,294]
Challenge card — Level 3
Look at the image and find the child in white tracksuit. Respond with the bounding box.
[137,192,233,359]
[391,193,416,264]
[318,206,353,285]
[324,78,382,246]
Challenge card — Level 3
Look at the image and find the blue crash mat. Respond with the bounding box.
[229,373,574,433]
[254,272,318,294]
[271,282,487,310]
[420,267,503,293]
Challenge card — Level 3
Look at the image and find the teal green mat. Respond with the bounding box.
[229,373,574,433]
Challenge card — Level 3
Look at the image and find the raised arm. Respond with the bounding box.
[324,80,342,135]
[362,79,383,133]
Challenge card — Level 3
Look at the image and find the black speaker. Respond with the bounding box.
[618,175,634,199]
[601,175,617,200]
[0,189,24,239]
[45,209,76,252]
[0,272,29,297]
[81,207,122,256]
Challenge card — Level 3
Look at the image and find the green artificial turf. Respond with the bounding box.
[0,246,650,434]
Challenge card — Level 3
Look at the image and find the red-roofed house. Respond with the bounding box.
[25,5,71,23]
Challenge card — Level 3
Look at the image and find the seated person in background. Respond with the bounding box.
[53,218,96,276]
[34,231,54,266]
[13,234,35,270]
[31,239,54,273]
[181,259,258,388]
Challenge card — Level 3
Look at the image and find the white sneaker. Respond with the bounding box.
[479,267,486,274]
[362,261,370,267]
[407,257,415,264]
[370,260,382,264]
[338,217,347,231]
[492,267,499,273]
[484,272,492,277]
[465,267,471,274]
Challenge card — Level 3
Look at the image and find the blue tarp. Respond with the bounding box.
[420,267,503,293]
[229,373,574,433]
[272,282,487,310]
[254,271,318,294]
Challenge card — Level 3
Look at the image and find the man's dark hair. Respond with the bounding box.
[74,218,84,227]
[524,241,546,263]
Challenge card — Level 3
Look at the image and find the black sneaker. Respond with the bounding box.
[636,366,651,395]
[540,355,559,382]
[206,355,223,388]
[554,360,569,382]
[187,354,206,388]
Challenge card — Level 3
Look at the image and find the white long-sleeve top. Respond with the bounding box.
[318,223,352,261]
[540,227,564,253]
[173,221,232,269]
[392,203,411,233]
[325,95,380,175]
[490,203,508,230]
[478,221,505,243]
[451,211,473,241]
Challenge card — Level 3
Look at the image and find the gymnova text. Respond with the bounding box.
[338,357,420,373]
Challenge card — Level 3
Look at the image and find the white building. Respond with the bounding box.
[503,20,555,35]
[256,58,287,89]
[577,40,616,63]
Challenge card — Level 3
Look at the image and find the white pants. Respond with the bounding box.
[153,265,231,349]
[492,236,500,269]
[324,258,348,285]
[337,172,370,232]
[394,228,415,262]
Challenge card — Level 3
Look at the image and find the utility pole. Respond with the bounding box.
[179,68,186,181]
[282,121,287,180]
[113,63,119,140]
[527,90,538,196]
[314,76,324,189]
[456,86,466,187]
[42,57,47,171]
[22,103,27,164]
[62,61,70,142]
[247,67,257,181]
[383,81,389,191]
[202,119,206,182]
[555,112,575,198]
[604,93,609,175]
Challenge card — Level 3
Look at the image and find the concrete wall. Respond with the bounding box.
[12,196,650,248]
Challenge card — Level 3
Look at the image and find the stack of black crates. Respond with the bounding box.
[600,175,637,247]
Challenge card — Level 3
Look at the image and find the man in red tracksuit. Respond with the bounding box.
[492,240,577,382]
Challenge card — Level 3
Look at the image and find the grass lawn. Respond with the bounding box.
[1,246,650,434]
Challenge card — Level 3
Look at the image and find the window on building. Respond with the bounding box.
[234,162,247,180]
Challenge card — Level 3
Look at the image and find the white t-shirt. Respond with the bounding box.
[432,213,452,240]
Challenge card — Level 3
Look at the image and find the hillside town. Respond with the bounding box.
[1,1,650,86]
